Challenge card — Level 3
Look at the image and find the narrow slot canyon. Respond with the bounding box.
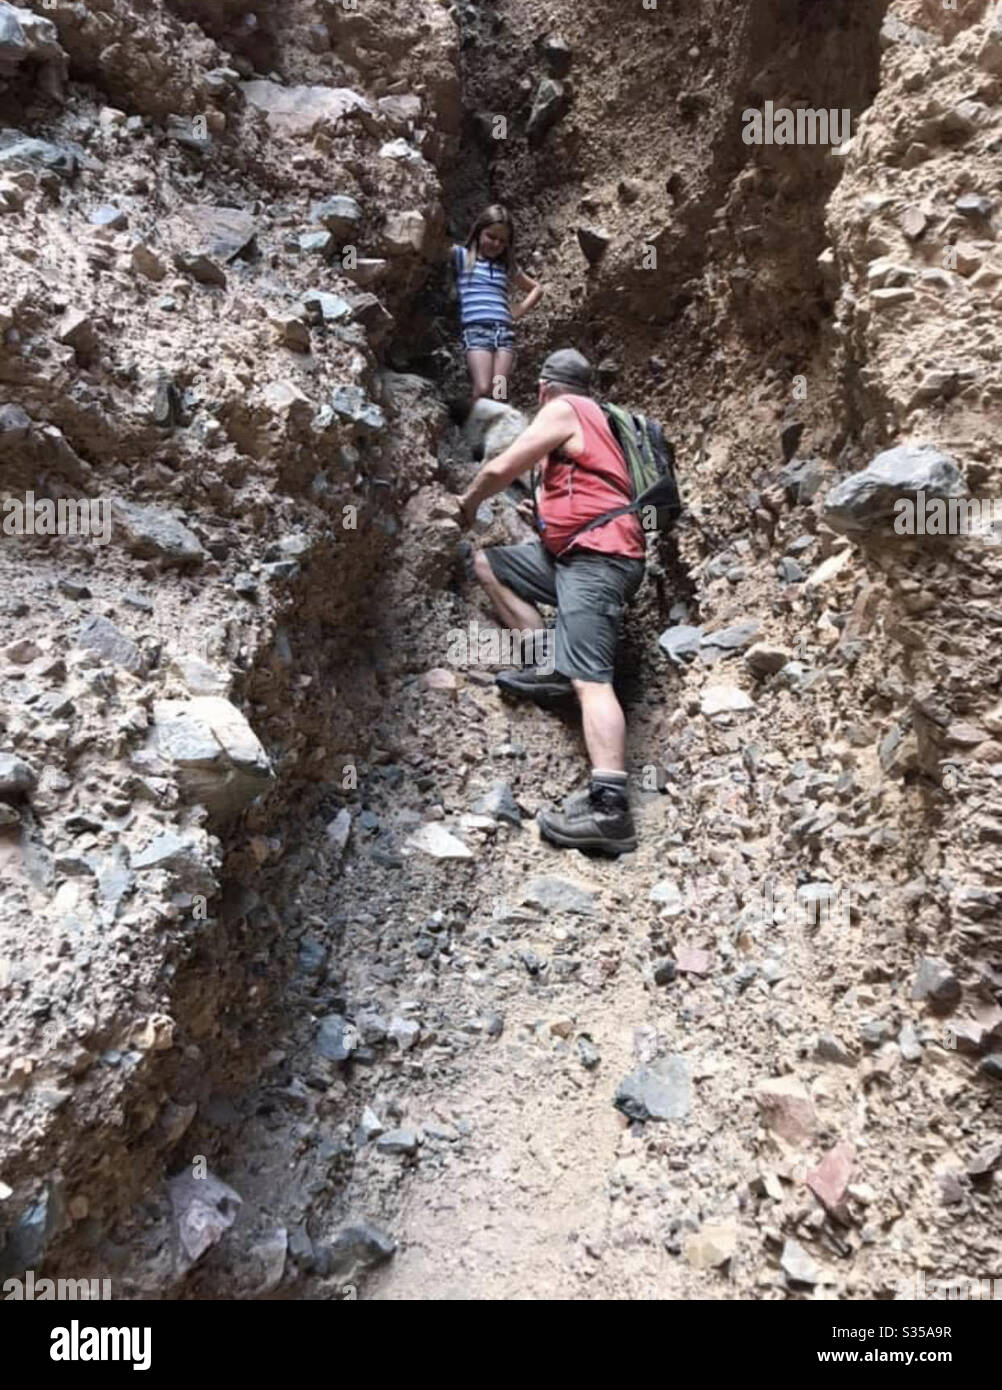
[0,0,1000,1310]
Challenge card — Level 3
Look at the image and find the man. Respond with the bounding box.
[456,349,645,855]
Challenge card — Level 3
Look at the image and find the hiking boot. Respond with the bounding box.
[495,666,574,707]
[537,785,637,855]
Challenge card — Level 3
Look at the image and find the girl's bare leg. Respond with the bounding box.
[467,350,494,403]
[492,348,516,403]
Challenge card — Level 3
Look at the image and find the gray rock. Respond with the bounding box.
[781,1238,820,1285]
[0,129,76,177]
[148,697,274,820]
[388,1016,420,1051]
[814,1033,857,1067]
[173,251,226,287]
[0,752,36,800]
[325,1223,396,1275]
[653,958,677,986]
[76,615,144,675]
[527,78,568,145]
[376,1128,418,1156]
[89,203,127,229]
[981,1054,1002,1080]
[823,443,966,535]
[778,557,806,583]
[300,289,353,323]
[168,1169,242,1268]
[779,457,827,504]
[578,1036,600,1070]
[542,33,573,76]
[130,829,216,894]
[329,385,386,433]
[898,1022,923,1062]
[658,623,702,666]
[879,14,936,49]
[614,1055,691,1121]
[153,377,181,428]
[316,1014,357,1063]
[0,1192,55,1278]
[699,621,760,663]
[299,229,334,256]
[113,500,205,565]
[956,193,993,219]
[745,642,791,676]
[912,956,961,1013]
[310,195,362,233]
[577,226,610,264]
[0,3,64,78]
[471,782,522,824]
[520,875,596,915]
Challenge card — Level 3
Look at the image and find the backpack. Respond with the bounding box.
[556,405,683,551]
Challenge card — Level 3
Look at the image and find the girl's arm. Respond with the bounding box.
[511,268,544,322]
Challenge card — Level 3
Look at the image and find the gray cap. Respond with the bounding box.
[539,348,592,392]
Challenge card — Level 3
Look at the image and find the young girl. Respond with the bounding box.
[452,204,543,406]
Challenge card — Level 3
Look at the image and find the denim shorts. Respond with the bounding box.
[462,321,516,352]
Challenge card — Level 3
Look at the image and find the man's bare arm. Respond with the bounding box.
[458,399,576,523]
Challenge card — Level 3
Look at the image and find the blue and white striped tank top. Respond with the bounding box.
[453,245,512,327]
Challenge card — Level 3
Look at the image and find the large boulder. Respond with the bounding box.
[241,81,372,137]
[823,443,966,535]
[463,398,528,463]
[148,698,274,820]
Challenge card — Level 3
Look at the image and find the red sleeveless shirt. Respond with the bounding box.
[537,396,646,559]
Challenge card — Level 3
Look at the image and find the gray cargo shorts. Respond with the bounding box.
[484,541,644,684]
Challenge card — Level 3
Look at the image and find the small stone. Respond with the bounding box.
[898,1022,923,1062]
[900,206,927,240]
[326,809,352,855]
[699,621,760,663]
[299,229,334,256]
[388,1017,420,1052]
[310,195,363,233]
[676,946,712,976]
[527,78,568,145]
[780,1238,820,1286]
[172,252,226,287]
[912,956,961,1013]
[520,875,596,915]
[403,823,473,859]
[754,1076,818,1145]
[980,1054,1002,1081]
[0,752,36,802]
[470,782,521,825]
[658,623,702,667]
[577,1035,600,1070]
[76,615,143,674]
[360,1108,383,1140]
[701,685,754,716]
[614,1055,691,1122]
[650,879,684,915]
[325,1223,396,1275]
[419,667,458,694]
[806,1141,854,1213]
[653,959,677,986]
[956,193,993,219]
[316,1014,357,1063]
[577,226,610,264]
[376,1128,418,1156]
[89,204,126,229]
[685,1221,737,1270]
[814,1033,857,1067]
[542,33,573,76]
[744,642,791,677]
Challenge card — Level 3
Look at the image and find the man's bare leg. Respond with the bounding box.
[473,549,545,633]
[573,679,626,772]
